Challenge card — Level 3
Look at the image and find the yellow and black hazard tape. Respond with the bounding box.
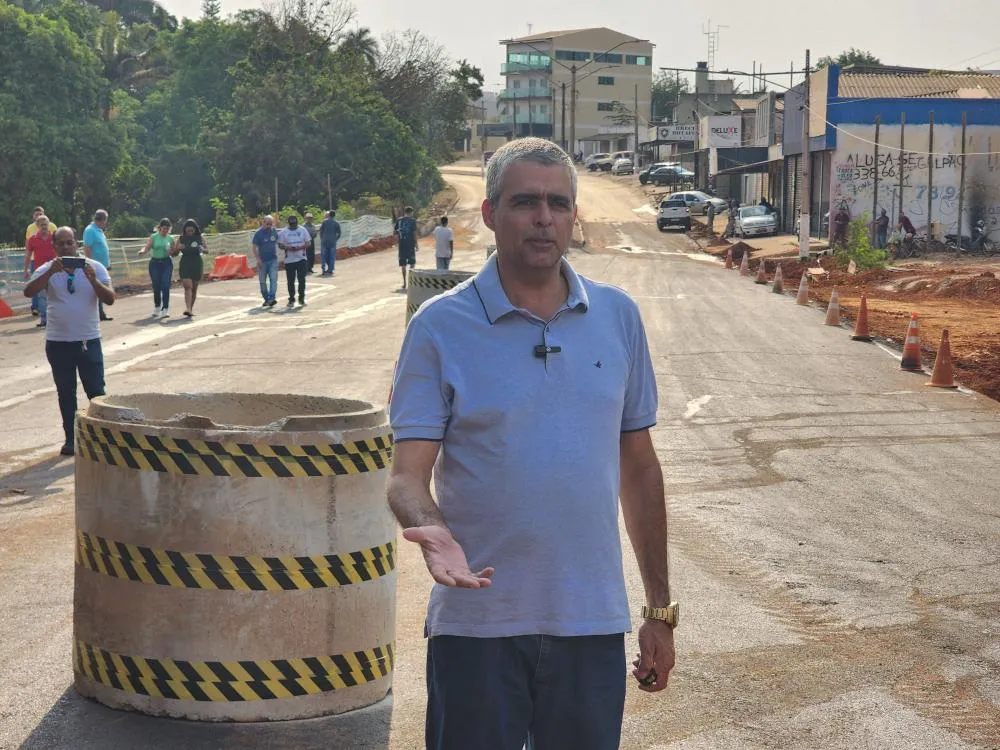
[75,422,392,478]
[408,275,465,291]
[406,302,420,315]
[76,530,395,591]
[74,639,394,701]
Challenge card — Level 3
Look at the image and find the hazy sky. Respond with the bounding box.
[163,0,1000,95]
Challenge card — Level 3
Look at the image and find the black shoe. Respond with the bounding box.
[60,442,74,456]
[32,309,39,316]
[267,298,277,307]
[287,299,295,307]
[36,322,46,328]
[298,299,306,306]
[100,315,113,321]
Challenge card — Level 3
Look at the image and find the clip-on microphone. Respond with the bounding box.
[534,344,562,359]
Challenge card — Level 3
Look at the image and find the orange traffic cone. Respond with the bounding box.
[795,271,809,304]
[0,298,13,318]
[739,250,750,276]
[927,329,958,388]
[900,313,923,371]
[772,264,784,294]
[851,294,873,341]
[824,288,841,326]
[724,248,734,269]
[754,261,768,284]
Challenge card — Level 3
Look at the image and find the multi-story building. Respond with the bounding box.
[498,27,653,156]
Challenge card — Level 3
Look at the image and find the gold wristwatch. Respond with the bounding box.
[641,602,679,627]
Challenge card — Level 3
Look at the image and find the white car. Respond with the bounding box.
[665,191,728,216]
[584,152,611,169]
[610,158,634,175]
[735,205,778,237]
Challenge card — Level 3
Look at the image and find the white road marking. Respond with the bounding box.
[632,205,657,216]
[684,395,713,420]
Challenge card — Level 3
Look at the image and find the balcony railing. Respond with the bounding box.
[499,113,553,125]
[501,61,553,74]
[497,88,552,100]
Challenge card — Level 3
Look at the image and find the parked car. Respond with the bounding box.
[610,150,634,164]
[611,158,634,175]
[649,165,694,186]
[588,157,614,172]
[734,205,779,237]
[657,199,691,231]
[639,162,676,184]
[665,191,728,215]
[585,152,611,169]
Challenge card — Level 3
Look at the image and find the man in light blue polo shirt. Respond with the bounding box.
[82,209,112,321]
[388,137,677,750]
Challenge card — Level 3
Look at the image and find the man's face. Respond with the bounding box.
[53,229,76,256]
[288,218,298,229]
[97,216,108,229]
[482,161,576,271]
[37,219,51,236]
[33,210,43,222]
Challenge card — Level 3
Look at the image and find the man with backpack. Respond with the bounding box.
[395,206,419,290]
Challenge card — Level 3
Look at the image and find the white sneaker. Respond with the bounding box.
[152,307,160,317]
[159,309,170,318]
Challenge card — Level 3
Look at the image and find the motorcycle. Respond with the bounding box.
[946,219,997,255]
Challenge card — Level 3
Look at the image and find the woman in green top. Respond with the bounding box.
[171,218,208,317]
[138,218,174,318]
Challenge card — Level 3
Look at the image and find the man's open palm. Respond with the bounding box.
[402,526,494,588]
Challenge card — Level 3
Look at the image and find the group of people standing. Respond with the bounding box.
[250,211,342,307]
[137,218,208,318]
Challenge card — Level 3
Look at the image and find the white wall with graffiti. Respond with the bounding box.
[829,123,1000,240]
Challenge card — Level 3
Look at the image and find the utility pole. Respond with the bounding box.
[327,173,332,211]
[872,115,881,244]
[634,83,640,165]
[274,177,279,217]
[570,64,577,157]
[927,111,934,235]
[957,112,967,249]
[798,49,811,259]
[561,82,567,150]
[898,112,906,223]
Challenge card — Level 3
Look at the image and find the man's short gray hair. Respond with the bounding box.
[485,138,576,208]
[94,209,108,222]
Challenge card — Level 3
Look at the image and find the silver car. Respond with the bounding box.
[735,205,778,237]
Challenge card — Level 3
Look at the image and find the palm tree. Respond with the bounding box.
[87,0,176,31]
[95,11,171,117]
[338,27,378,69]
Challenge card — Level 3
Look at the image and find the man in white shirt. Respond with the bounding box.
[23,227,116,456]
[433,216,454,270]
[278,215,311,307]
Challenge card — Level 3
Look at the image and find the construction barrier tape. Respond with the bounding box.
[408,275,467,291]
[75,530,395,591]
[75,422,393,478]
[74,639,394,701]
[406,303,420,316]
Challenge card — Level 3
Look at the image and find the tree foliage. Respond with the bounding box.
[651,70,690,121]
[817,48,882,69]
[0,0,465,241]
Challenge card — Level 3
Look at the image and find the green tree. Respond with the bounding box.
[337,26,378,69]
[817,48,881,69]
[651,70,690,121]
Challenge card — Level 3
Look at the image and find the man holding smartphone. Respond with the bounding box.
[23,227,116,456]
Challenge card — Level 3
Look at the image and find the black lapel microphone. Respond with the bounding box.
[534,344,562,359]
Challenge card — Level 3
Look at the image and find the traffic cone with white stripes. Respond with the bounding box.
[754,260,768,284]
[724,247,734,269]
[900,313,923,371]
[927,329,958,388]
[824,288,841,326]
[739,250,750,276]
[795,270,809,304]
[772,264,784,294]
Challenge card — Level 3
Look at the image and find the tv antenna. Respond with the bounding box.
[702,19,728,71]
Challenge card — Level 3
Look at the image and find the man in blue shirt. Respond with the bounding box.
[83,209,112,321]
[389,138,676,750]
[319,210,342,277]
[252,215,279,307]
[395,206,418,290]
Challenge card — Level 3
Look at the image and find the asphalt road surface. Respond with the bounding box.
[1,165,998,749]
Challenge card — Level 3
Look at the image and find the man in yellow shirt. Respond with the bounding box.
[25,206,47,316]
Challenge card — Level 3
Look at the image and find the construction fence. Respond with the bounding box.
[0,216,395,315]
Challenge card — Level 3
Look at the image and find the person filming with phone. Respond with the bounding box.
[23,227,116,457]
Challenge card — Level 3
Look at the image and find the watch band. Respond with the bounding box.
[641,602,679,627]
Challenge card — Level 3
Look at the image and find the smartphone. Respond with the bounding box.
[61,256,86,270]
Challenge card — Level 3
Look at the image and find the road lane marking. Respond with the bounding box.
[684,395,713,420]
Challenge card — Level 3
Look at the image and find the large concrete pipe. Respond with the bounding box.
[405,269,475,325]
[73,393,396,721]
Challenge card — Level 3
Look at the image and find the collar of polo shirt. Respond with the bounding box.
[472,254,590,324]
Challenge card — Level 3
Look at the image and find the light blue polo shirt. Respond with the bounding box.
[390,254,658,639]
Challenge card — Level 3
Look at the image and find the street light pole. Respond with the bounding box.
[561,82,567,150]
[570,64,577,157]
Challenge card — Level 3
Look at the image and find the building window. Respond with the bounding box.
[538,104,548,114]
[512,79,521,89]
[597,102,615,112]
[598,76,615,85]
[625,55,651,66]
[555,49,590,62]
[592,53,623,64]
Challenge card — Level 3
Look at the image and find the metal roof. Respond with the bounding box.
[731,98,760,110]
[838,73,1000,99]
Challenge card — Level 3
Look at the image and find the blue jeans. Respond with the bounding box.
[426,634,625,750]
[45,338,105,446]
[435,256,451,270]
[36,289,47,324]
[148,259,172,310]
[321,243,337,273]
[876,227,888,249]
[257,258,278,302]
